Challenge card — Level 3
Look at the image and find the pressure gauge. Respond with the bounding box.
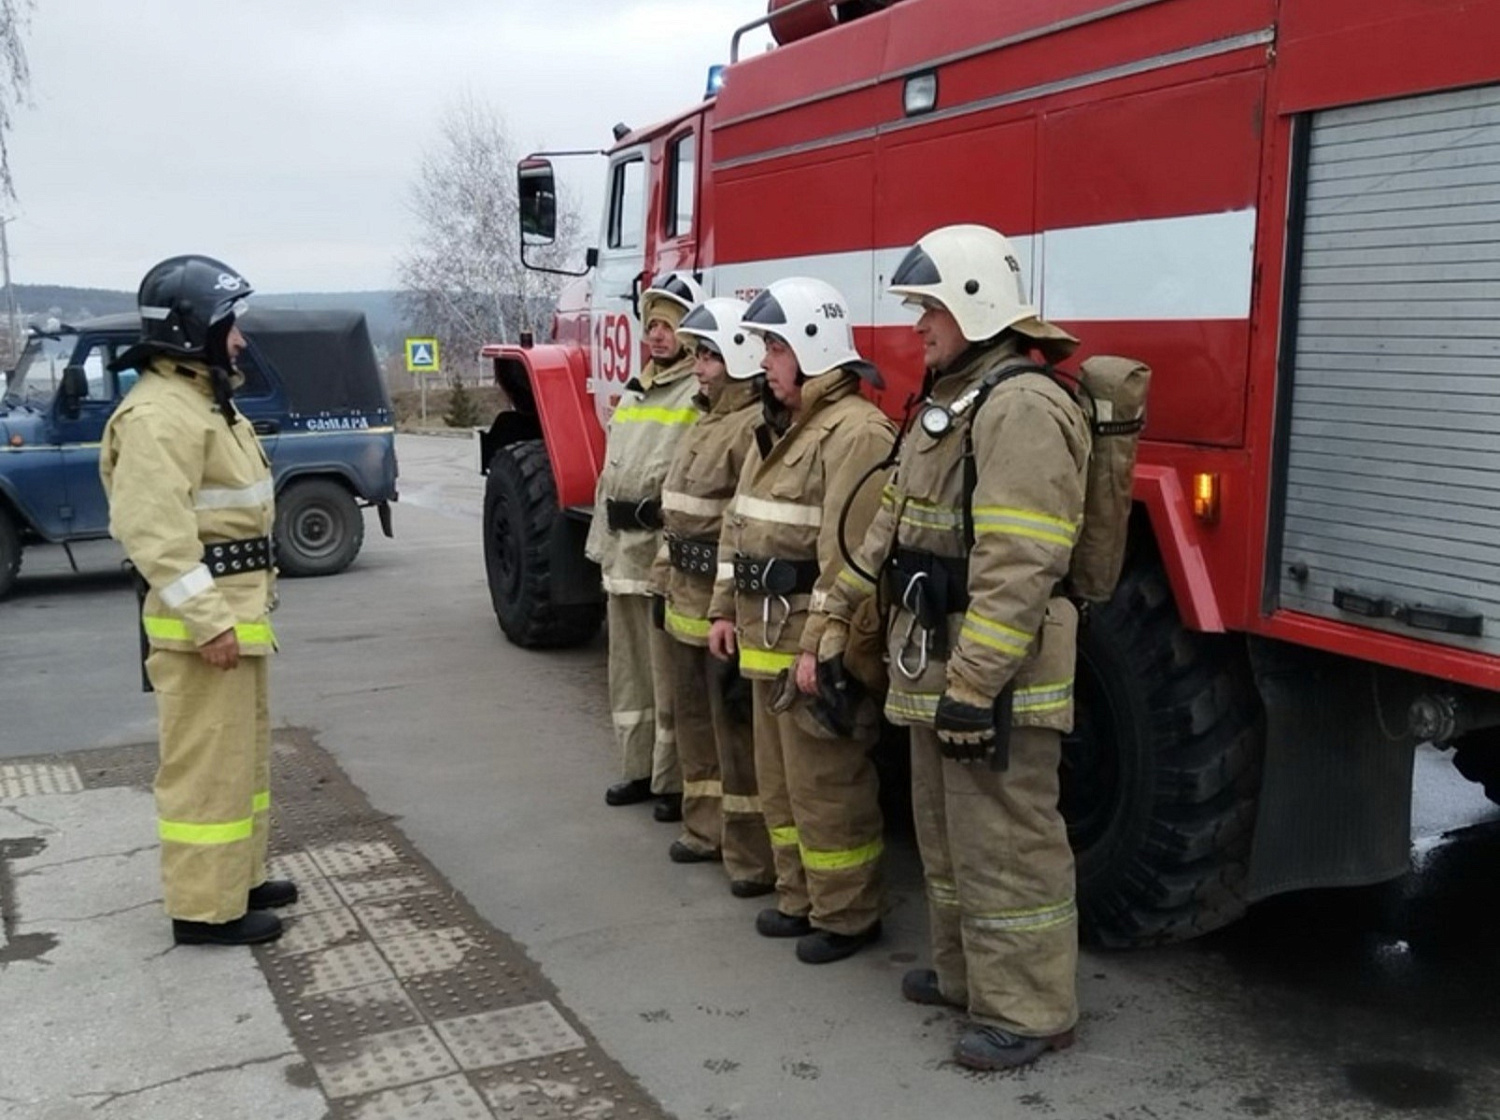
[919,404,953,437]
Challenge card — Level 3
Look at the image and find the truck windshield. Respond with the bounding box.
[1,333,77,409]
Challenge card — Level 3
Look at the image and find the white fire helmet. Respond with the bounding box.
[640,272,705,330]
[740,276,881,385]
[888,224,1078,358]
[676,298,766,381]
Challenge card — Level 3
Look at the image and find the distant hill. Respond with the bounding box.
[14,285,408,352]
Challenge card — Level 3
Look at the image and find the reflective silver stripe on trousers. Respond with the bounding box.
[194,478,274,510]
[158,563,215,609]
[964,897,1077,933]
[611,707,654,729]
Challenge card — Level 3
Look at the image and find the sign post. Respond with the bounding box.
[404,337,441,426]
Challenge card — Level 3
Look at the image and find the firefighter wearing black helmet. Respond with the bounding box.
[100,255,297,947]
[813,225,1091,1069]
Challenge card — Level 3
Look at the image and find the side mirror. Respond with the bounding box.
[518,158,558,244]
[59,364,88,416]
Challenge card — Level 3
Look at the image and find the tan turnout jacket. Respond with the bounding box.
[100,357,277,655]
[710,371,894,679]
[585,351,697,596]
[652,377,761,646]
[819,341,1091,730]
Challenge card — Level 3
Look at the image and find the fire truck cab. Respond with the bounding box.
[480,0,1500,946]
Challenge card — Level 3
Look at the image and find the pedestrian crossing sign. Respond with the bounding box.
[405,337,441,373]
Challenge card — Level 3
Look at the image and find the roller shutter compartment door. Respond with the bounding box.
[1277,82,1500,657]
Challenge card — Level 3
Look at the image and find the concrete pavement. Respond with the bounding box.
[2,433,1498,1120]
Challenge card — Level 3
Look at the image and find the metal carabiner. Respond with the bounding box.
[894,612,930,681]
[761,592,792,649]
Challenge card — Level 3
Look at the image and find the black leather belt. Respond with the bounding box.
[203,536,273,576]
[605,498,662,532]
[732,554,819,596]
[667,535,718,575]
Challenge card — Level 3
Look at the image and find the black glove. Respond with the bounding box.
[934,686,1013,769]
[807,658,864,738]
[933,692,994,762]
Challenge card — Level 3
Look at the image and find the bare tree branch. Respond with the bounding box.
[396,93,583,379]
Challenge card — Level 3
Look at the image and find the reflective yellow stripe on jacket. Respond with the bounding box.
[664,605,711,641]
[143,617,276,647]
[740,647,797,675]
[612,405,700,427]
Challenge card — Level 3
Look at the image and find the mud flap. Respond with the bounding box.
[1245,637,1416,901]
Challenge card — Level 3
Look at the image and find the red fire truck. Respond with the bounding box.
[477,0,1500,946]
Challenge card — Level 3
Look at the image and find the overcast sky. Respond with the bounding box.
[7,0,773,293]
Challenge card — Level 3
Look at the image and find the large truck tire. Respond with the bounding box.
[483,439,602,649]
[275,478,364,577]
[1452,733,1500,805]
[1065,557,1264,948]
[0,505,21,599]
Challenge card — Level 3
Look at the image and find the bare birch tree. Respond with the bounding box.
[0,0,32,198]
[397,94,584,380]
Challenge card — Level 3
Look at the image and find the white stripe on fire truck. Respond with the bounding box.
[710,209,1255,325]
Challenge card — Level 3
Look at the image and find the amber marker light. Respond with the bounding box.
[8,434,22,447]
[1191,472,1220,524]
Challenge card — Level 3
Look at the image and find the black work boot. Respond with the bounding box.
[668,840,721,864]
[729,879,775,899]
[755,908,812,938]
[653,793,683,822]
[172,910,283,946]
[901,967,963,1007]
[954,1024,1075,1071]
[247,879,299,909]
[605,778,652,806]
[796,921,882,964]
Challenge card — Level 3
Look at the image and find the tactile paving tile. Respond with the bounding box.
[403,957,549,1023]
[270,907,364,957]
[0,763,83,798]
[434,1002,586,1071]
[335,1073,492,1120]
[333,873,432,905]
[282,875,345,917]
[294,980,425,1041]
[471,1050,661,1119]
[353,894,446,940]
[309,840,403,877]
[312,1025,459,1099]
[268,849,325,883]
[378,929,481,979]
[267,939,399,999]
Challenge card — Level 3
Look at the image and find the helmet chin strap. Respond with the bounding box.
[204,320,240,426]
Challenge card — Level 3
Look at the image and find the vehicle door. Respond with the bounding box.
[51,332,132,536]
[589,144,649,428]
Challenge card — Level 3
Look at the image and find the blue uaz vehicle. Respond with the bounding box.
[0,308,398,598]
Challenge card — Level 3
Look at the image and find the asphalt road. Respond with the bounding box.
[2,432,1497,1120]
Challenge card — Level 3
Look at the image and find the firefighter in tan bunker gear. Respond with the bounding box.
[586,273,705,821]
[815,226,1091,1068]
[650,298,776,892]
[99,255,298,948]
[706,277,894,964]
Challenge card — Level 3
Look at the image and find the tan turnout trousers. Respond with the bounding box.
[607,594,679,792]
[146,649,271,923]
[670,642,774,882]
[752,680,883,935]
[911,723,1079,1037]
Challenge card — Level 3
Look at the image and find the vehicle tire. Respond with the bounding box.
[0,505,21,599]
[274,478,364,577]
[1451,731,1500,805]
[483,439,602,648]
[1063,556,1265,947]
